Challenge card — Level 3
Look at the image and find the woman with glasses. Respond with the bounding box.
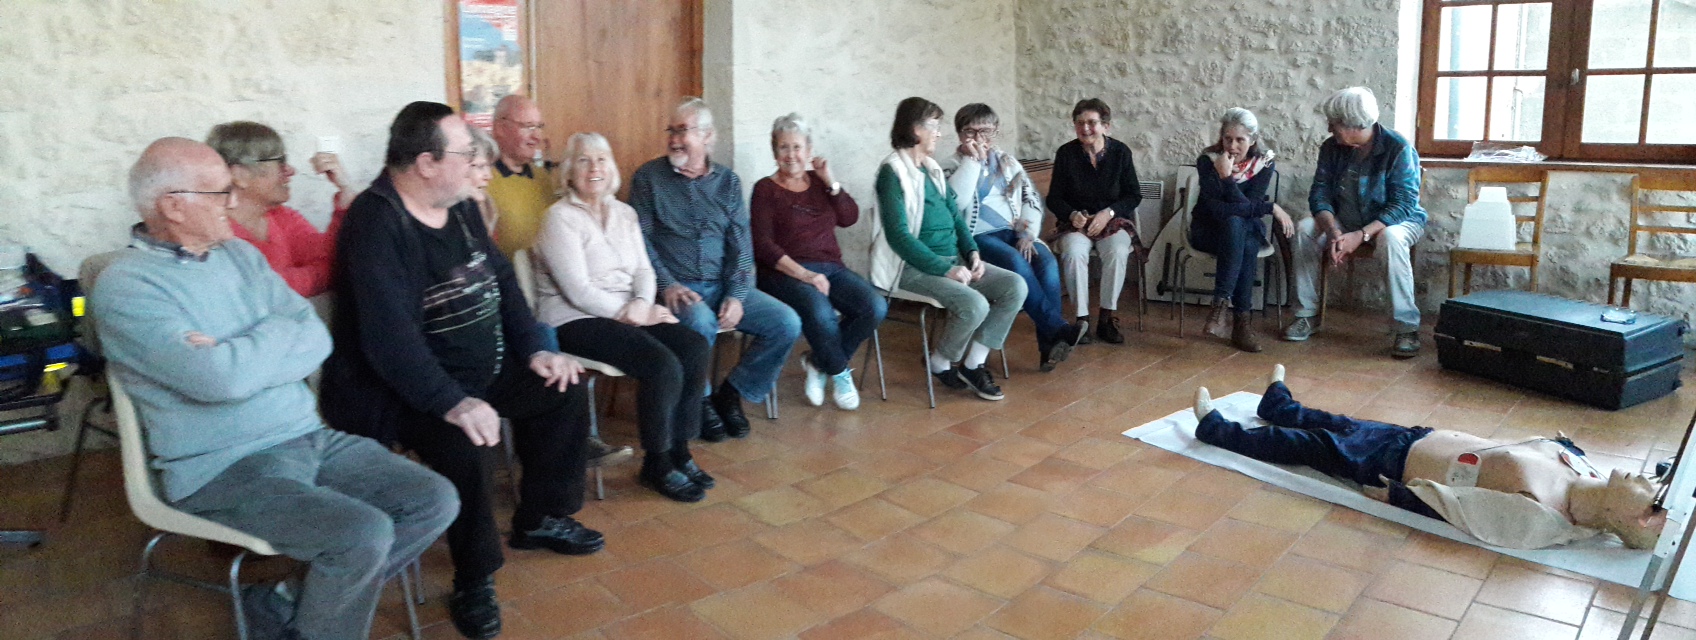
[1048,98,1140,345]
[749,113,886,411]
[206,121,355,297]
[868,97,1026,402]
[947,103,1086,372]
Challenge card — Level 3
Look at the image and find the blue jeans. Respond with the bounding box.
[1189,216,1261,311]
[976,229,1069,341]
[1195,382,1430,488]
[758,263,887,376]
[674,281,801,403]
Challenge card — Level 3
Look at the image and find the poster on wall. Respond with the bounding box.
[457,0,524,130]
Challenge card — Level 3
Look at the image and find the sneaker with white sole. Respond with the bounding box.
[831,369,860,410]
[1282,317,1316,342]
[800,352,826,406]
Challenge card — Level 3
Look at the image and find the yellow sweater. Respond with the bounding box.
[489,164,556,258]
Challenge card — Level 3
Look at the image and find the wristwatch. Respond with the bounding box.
[1361,229,1373,244]
[829,181,842,196]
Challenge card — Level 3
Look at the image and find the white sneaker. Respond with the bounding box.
[831,369,860,410]
[801,353,826,406]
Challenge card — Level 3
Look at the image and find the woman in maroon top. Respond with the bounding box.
[751,113,887,410]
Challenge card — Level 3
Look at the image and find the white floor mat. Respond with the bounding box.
[1123,391,1696,599]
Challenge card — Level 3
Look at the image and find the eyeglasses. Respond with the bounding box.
[922,121,942,133]
[961,127,999,139]
[442,149,477,161]
[256,154,287,166]
[499,118,545,134]
[665,125,704,137]
[166,189,236,204]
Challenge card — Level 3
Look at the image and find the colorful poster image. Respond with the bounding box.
[459,0,523,129]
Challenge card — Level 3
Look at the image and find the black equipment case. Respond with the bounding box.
[1434,291,1687,410]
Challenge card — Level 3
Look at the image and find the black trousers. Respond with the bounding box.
[554,318,708,453]
[396,358,589,581]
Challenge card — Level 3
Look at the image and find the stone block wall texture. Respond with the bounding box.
[717,0,1020,273]
[0,0,444,464]
[1013,0,1696,336]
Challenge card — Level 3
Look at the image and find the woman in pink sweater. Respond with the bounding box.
[532,132,714,503]
[206,121,355,297]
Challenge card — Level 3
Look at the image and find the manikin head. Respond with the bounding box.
[1591,469,1667,549]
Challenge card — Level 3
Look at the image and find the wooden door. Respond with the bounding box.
[531,0,702,198]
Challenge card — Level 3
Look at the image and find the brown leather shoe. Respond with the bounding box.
[1231,312,1263,352]
[1203,300,1231,339]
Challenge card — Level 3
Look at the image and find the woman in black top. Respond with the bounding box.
[1047,98,1139,344]
[1188,108,1294,352]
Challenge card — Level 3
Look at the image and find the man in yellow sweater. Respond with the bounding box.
[488,94,557,258]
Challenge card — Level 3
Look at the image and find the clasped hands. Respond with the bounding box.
[444,352,584,447]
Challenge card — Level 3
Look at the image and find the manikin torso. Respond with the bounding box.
[1403,431,1587,519]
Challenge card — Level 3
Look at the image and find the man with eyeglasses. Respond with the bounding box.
[320,101,598,640]
[486,94,556,258]
[630,97,802,441]
[92,137,458,640]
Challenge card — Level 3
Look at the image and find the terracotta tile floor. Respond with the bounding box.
[5,303,1696,640]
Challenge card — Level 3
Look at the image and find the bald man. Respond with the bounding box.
[488,94,555,257]
[90,137,458,640]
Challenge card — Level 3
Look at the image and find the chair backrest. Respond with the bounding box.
[1627,169,1696,255]
[512,248,539,310]
[74,250,125,357]
[108,373,278,554]
[1466,165,1550,251]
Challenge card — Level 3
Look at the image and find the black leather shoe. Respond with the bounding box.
[1096,314,1124,344]
[677,459,716,489]
[932,366,969,390]
[700,398,727,442]
[640,469,706,502]
[712,385,751,439]
[509,515,604,555]
[448,576,501,640]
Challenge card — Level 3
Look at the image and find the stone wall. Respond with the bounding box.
[1013,0,1696,332]
[0,0,444,463]
[713,0,1020,272]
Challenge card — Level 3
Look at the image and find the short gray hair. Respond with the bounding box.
[128,137,198,218]
[770,113,811,152]
[676,97,715,131]
[468,125,499,163]
[1320,87,1379,130]
[1219,107,1261,140]
[206,121,285,169]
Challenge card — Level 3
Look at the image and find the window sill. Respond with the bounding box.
[1421,158,1696,173]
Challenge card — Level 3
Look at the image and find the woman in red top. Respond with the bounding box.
[206,121,355,297]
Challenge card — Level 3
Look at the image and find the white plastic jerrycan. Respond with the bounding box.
[1456,186,1517,251]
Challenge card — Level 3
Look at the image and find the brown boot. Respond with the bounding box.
[1231,312,1263,352]
[1203,300,1231,339]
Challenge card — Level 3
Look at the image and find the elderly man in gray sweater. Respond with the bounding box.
[90,137,458,640]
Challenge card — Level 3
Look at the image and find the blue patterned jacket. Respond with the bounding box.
[1308,124,1427,230]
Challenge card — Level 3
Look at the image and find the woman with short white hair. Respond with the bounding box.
[750,113,886,410]
[1188,108,1293,352]
[1283,87,1429,358]
[531,132,716,503]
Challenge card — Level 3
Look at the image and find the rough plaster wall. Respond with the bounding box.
[720,0,1019,273]
[1014,0,1437,317]
[0,0,444,464]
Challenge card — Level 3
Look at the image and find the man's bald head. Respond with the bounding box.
[491,94,544,167]
[128,137,236,252]
[129,137,227,220]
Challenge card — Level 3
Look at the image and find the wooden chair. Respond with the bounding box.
[1448,166,1549,298]
[1303,239,1420,330]
[1609,170,1696,307]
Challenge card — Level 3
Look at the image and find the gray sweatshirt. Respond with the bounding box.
[91,229,328,501]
